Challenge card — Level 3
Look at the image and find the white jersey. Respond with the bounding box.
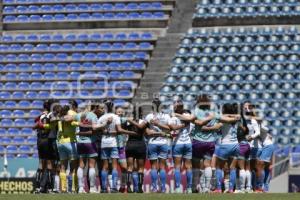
[145,112,171,145]
[220,123,239,145]
[246,118,262,148]
[98,113,121,148]
[169,115,192,145]
[260,123,273,147]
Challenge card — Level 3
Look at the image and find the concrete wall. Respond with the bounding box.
[269,172,289,193]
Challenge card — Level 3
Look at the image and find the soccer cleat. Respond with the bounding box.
[89,187,98,193]
[119,186,126,193]
[186,188,192,194]
[175,188,181,194]
[110,188,119,193]
[212,189,222,193]
[78,187,86,194]
[137,185,143,193]
[127,186,133,193]
[151,188,158,193]
[245,188,253,193]
[254,188,264,193]
[101,189,108,193]
[192,188,199,193]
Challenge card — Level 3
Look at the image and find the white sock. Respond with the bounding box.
[200,170,205,191]
[224,179,229,191]
[245,170,252,190]
[54,175,60,191]
[204,167,212,191]
[89,168,96,189]
[77,167,84,189]
[239,169,246,191]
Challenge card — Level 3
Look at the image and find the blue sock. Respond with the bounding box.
[101,170,108,191]
[186,169,193,189]
[216,169,223,190]
[251,170,256,190]
[256,170,265,189]
[160,169,167,192]
[264,169,271,192]
[132,171,139,192]
[174,168,181,189]
[112,169,118,189]
[67,175,72,193]
[229,169,236,191]
[150,169,158,191]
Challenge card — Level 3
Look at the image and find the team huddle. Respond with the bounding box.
[33,95,275,194]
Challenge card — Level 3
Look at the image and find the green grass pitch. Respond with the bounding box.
[0,194,299,200]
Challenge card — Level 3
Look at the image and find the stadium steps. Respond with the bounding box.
[133,33,183,112]
[168,0,197,33]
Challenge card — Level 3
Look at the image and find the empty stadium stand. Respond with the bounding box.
[0,0,176,158]
[160,26,300,149]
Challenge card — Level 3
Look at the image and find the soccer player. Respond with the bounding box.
[145,98,171,193]
[33,99,54,193]
[244,102,262,192]
[235,103,251,193]
[254,123,274,192]
[126,107,147,193]
[114,106,139,193]
[73,103,99,193]
[168,100,193,193]
[215,103,243,193]
[96,101,136,193]
[57,103,78,193]
[174,95,219,193]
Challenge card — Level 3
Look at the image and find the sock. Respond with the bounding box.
[239,169,246,191]
[121,171,127,188]
[112,169,118,189]
[216,169,223,190]
[224,179,229,191]
[199,170,205,191]
[59,172,67,192]
[138,172,144,191]
[35,169,42,190]
[186,169,193,189]
[211,168,216,190]
[251,170,256,190]
[264,168,271,192]
[40,169,50,192]
[89,168,96,189]
[192,169,200,191]
[54,175,60,192]
[204,167,212,191]
[256,170,265,190]
[174,168,181,189]
[72,172,77,192]
[101,170,108,191]
[229,169,236,191]
[150,169,158,191]
[245,170,252,190]
[127,171,133,187]
[49,171,55,191]
[67,175,73,193]
[77,167,84,190]
[159,169,167,192]
[132,172,139,192]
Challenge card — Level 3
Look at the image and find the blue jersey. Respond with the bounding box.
[192,107,220,142]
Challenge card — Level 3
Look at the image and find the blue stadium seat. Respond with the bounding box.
[7,145,18,154]
[21,128,33,135]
